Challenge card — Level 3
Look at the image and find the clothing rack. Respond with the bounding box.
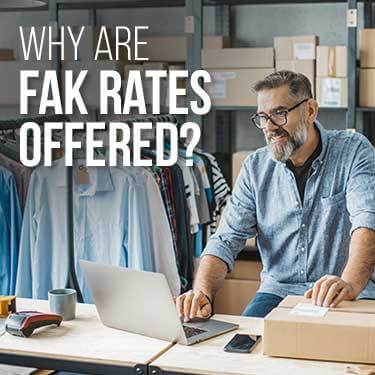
[0,113,182,301]
[67,113,182,301]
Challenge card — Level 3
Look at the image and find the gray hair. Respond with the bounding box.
[253,70,313,100]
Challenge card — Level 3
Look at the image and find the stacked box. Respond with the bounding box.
[205,68,275,107]
[360,30,375,107]
[0,61,49,105]
[214,279,260,315]
[203,48,275,107]
[138,35,230,62]
[276,60,315,97]
[316,46,348,107]
[274,35,318,60]
[316,77,348,108]
[274,36,317,99]
[0,49,14,61]
[317,46,347,77]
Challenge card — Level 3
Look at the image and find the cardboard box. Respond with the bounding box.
[0,61,49,105]
[0,49,14,61]
[360,29,375,68]
[274,36,318,61]
[246,237,256,249]
[168,64,186,89]
[276,60,315,97]
[317,46,347,77]
[206,68,274,107]
[203,35,230,49]
[228,260,263,281]
[76,26,114,61]
[139,35,229,62]
[138,36,184,62]
[142,62,168,71]
[202,48,274,69]
[124,64,144,80]
[232,151,254,185]
[214,279,260,315]
[17,26,76,61]
[359,69,375,107]
[63,61,118,107]
[264,295,375,364]
[316,77,347,107]
[16,26,113,61]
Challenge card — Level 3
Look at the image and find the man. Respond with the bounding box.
[177,70,375,320]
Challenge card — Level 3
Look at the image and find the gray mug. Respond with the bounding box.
[48,288,77,321]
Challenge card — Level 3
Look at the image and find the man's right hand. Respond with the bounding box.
[175,290,213,322]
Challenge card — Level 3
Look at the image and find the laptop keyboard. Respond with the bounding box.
[183,325,207,338]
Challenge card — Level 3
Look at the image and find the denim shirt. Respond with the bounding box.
[202,121,375,299]
[0,167,22,295]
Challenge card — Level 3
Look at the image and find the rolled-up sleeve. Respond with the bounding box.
[201,156,257,272]
[346,137,375,235]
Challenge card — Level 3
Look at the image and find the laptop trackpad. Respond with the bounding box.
[182,325,208,338]
[184,318,228,333]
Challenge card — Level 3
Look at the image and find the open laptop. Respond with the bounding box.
[80,260,238,345]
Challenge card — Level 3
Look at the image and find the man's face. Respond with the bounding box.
[256,85,308,162]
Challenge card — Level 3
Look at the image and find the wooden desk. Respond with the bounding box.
[0,298,173,375]
[150,314,354,375]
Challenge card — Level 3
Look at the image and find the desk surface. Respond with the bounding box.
[151,314,353,375]
[0,298,172,371]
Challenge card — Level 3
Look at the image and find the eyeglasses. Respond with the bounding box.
[251,98,309,129]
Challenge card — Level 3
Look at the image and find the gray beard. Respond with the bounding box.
[266,121,308,163]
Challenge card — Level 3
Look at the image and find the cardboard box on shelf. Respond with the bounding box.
[202,48,274,69]
[16,26,76,61]
[63,61,118,107]
[360,29,375,68]
[138,36,184,62]
[274,35,318,61]
[76,25,114,61]
[232,151,254,185]
[0,61,49,105]
[17,26,114,62]
[203,35,230,49]
[138,35,229,62]
[264,295,375,364]
[168,64,186,89]
[227,260,263,281]
[0,49,14,61]
[214,279,260,315]
[359,69,375,108]
[142,62,168,71]
[275,60,315,97]
[205,68,274,107]
[316,77,347,107]
[246,237,257,249]
[316,46,347,77]
[124,64,145,80]
[142,78,169,107]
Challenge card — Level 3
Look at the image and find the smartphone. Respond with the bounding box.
[224,334,261,353]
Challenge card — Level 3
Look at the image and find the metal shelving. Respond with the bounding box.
[209,0,375,167]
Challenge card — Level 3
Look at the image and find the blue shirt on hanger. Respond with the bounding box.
[0,166,22,295]
[16,160,180,302]
[203,121,375,299]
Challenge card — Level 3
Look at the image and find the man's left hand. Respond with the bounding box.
[304,275,360,308]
